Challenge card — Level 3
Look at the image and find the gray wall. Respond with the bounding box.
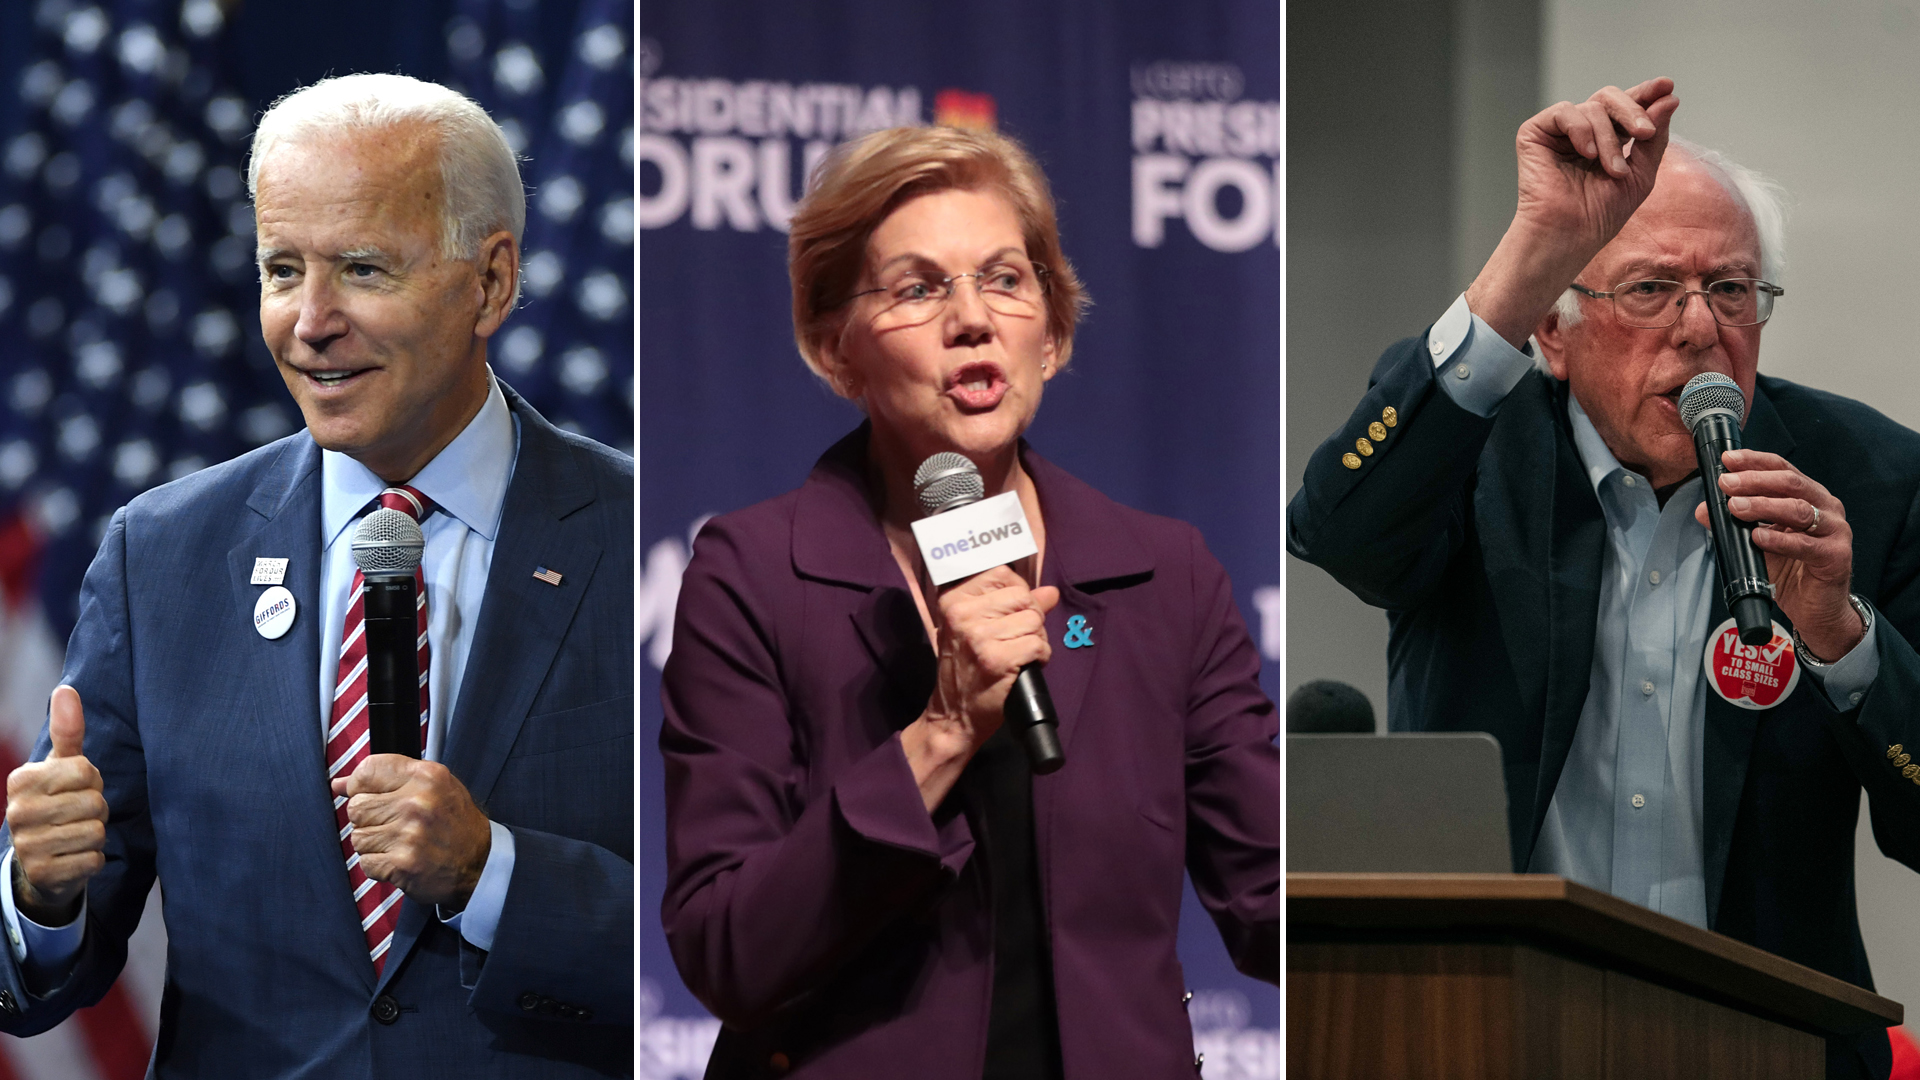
[1544,0,1920,1027]
[1285,0,1538,724]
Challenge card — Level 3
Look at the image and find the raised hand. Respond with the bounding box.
[1467,78,1682,348]
[5,686,108,925]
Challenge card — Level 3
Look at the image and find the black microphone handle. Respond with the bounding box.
[1692,413,1774,646]
[1003,663,1064,775]
[361,572,423,758]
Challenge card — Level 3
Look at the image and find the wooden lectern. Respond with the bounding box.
[1289,873,1903,1079]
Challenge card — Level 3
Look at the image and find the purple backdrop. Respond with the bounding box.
[638,4,1278,1076]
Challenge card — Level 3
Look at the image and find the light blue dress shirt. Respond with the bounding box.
[3,371,523,975]
[1426,294,1878,926]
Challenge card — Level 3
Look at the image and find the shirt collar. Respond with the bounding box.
[321,369,516,549]
[1567,391,1701,509]
[1566,392,1629,497]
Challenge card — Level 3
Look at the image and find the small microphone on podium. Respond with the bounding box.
[913,453,1065,775]
[352,508,425,758]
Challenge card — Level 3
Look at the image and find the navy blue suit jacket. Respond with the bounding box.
[1289,335,1920,1080]
[0,386,633,1077]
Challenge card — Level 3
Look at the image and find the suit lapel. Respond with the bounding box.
[1701,384,1796,924]
[225,441,327,793]
[793,427,938,730]
[225,440,378,987]
[1700,583,1748,924]
[438,400,598,799]
[847,587,937,728]
[378,393,600,992]
[1023,452,1149,763]
[1476,375,1559,724]
[1039,579,1102,758]
[1479,376,1605,860]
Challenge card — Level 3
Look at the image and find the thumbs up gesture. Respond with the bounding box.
[4,686,107,924]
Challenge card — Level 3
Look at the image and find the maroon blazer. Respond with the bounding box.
[660,427,1278,1079]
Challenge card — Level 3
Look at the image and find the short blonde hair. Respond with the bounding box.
[788,126,1090,384]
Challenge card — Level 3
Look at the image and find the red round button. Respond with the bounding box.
[1704,618,1800,710]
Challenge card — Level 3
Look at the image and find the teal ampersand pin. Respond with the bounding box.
[1063,614,1094,649]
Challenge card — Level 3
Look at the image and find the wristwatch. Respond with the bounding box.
[1793,593,1874,667]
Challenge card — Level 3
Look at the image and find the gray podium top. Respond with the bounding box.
[1288,732,1511,874]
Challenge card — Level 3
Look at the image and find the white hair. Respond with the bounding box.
[1551,136,1788,329]
[248,73,525,295]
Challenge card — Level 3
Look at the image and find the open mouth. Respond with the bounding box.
[1655,378,1694,411]
[946,361,1008,410]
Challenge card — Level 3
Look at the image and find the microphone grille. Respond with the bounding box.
[352,507,424,574]
[1678,372,1746,431]
[913,452,984,517]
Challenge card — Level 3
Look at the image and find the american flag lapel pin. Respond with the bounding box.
[532,566,563,586]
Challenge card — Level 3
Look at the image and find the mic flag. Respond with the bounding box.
[910,491,1039,586]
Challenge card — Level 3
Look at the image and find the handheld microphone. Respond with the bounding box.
[912,452,1065,775]
[352,508,425,758]
[1680,372,1773,645]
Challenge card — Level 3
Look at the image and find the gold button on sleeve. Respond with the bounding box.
[1368,421,1388,441]
[1899,754,1912,769]
[1902,764,1918,780]
[1342,452,1362,469]
[1355,437,1373,456]
[1382,406,1398,428]
[1891,744,1906,760]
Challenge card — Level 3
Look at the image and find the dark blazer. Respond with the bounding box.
[661,427,1278,1079]
[0,385,634,1078]
[1288,334,1920,1080]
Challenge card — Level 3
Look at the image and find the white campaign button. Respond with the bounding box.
[253,585,296,640]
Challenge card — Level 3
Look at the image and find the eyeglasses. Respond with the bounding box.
[1569,278,1784,329]
[844,260,1050,330]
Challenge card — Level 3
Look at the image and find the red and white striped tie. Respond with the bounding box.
[328,485,432,975]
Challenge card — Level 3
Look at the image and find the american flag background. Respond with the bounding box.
[0,1,632,1074]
